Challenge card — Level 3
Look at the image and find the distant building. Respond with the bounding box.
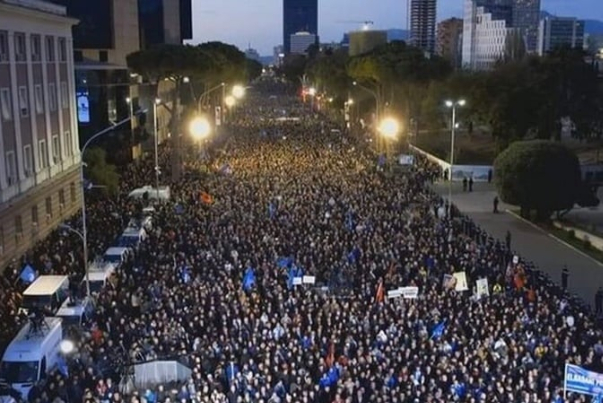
[283,0,317,54]
[538,16,585,55]
[386,29,409,42]
[512,0,540,53]
[409,0,437,54]
[348,30,387,56]
[138,0,193,49]
[436,18,463,68]
[273,45,284,66]
[245,48,261,62]
[290,31,317,55]
[0,0,82,269]
[462,0,513,70]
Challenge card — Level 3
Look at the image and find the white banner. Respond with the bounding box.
[387,286,419,299]
[453,271,469,291]
[476,278,489,297]
[302,276,316,284]
[292,277,303,285]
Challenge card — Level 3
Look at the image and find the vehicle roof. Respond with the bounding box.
[104,247,129,256]
[88,261,115,273]
[4,317,62,358]
[87,271,110,281]
[23,275,69,296]
[122,227,145,236]
[56,298,92,317]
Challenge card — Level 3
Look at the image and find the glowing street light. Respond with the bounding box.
[232,85,245,99]
[189,116,212,140]
[224,95,236,108]
[60,340,75,354]
[308,87,317,96]
[378,117,400,139]
[444,98,466,217]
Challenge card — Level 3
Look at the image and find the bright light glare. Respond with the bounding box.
[458,99,466,106]
[232,85,245,99]
[155,98,161,105]
[347,98,354,105]
[225,95,236,108]
[308,87,317,96]
[445,100,453,107]
[189,116,211,139]
[378,117,400,139]
[183,77,190,83]
[60,340,75,354]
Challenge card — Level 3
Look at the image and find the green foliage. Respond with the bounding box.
[278,54,309,85]
[306,49,350,101]
[494,140,583,219]
[246,58,263,81]
[84,148,119,196]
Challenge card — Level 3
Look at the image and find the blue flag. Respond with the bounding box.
[345,211,354,231]
[20,265,36,284]
[268,202,276,219]
[287,265,304,289]
[277,257,293,269]
[181,266,191,284]
[431,320,447,340]
[378,154,386,167]
[242,267,256,291]
[57,355,68,377]
[347,246,361,264]
[225,362,239,382]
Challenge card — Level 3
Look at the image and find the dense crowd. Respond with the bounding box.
[1,84,602,403]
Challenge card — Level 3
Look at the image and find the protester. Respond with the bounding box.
[0,83,601,403]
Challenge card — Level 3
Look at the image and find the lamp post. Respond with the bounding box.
[308,87,316,111]
[445,99,466,217]
[378,117,400,171]
[197,83,226,113]
[59,223,86,294]
[153,98,161,199]
[353,81,380,122]
[78,111,144,297]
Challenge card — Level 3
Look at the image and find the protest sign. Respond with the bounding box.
[476,278,489,297]
[302,276,316,284]
[564,363,603,397]
[453,271,469,291]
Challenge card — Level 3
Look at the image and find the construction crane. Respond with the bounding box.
[336,20,375,31]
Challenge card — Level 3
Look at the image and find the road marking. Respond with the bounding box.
[505,209,603,268]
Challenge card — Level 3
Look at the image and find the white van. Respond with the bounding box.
[0,317,63,400]
[56,297,95,327]
[117,227,147,248]
[85,271,114,294]
[88,261,116,277]
[20,276,69,315]
[103,247,131,266]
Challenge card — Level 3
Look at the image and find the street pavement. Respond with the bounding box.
[431,181,603,309]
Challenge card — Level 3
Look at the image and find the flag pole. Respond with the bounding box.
[563,363,568,401]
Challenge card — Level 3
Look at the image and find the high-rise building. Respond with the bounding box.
[512,0,540,53]
[538,17,585,55]
[409,0,437,54]
[138,0,193,49]
[0,0,82,269]
[436,18,463,68]
[283,0,318,54]
[462,0,514,70]
[348,30,388,56]
[290,32,317,55]
[273,45,285,66]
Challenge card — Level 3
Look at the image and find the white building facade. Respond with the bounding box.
[0,0,81,269]
[462,0,511,70]
[290,32,317,55]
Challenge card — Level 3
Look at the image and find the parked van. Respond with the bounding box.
[0,317,63,400]
[85,271,115,294]
[20,276,69,315]
[56,297,95,327]
[88,260,116,277]
[103,247,131,266]
[117,227,147,248]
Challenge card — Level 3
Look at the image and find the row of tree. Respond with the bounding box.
[279,42,603,148]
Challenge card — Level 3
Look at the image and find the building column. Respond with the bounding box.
[54,39,64,167]
[7,32,25,182]
[25,32,40,174]
[40,35,53,174]
[66,38,79,162]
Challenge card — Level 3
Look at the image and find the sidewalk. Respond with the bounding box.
[431,181,603,308]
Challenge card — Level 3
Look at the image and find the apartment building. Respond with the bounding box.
[0,0,81,269]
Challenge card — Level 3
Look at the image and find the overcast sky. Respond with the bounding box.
[189,0,603,55]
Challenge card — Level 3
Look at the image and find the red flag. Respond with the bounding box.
[375,279,385,303]
[325,342,335,367]
[200,192,214,205]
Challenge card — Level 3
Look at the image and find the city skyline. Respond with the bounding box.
[190,0,603,55]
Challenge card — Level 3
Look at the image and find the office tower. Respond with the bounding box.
[538,17,585,55]
[462,0,514,70]
[0,0,82,268]
[513,0,540,53]
[409,0,437,54]
[290,32,318,55]
[436,18,463,68]
[138,0,193,49]
[283,0,318,54]
[348,30,388,56]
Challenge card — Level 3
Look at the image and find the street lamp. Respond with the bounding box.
[445,99,466,217]
[224,95,236,108]
[60,339,75,355]
[232,85,245,99]
[197,82,226,112]
[308,87,317,96]
[153,98,161,199]
[353,81,380,121]
[78,111,145,297]
[378,117,400,139]
[189,116,212,140]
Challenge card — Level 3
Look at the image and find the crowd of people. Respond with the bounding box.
[1,82,602,403]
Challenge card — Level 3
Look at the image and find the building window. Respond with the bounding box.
[64,131,73,157]
[58,189,65,206]
[45,197,52,218]
[52,135,60,163]
[48,83,57,111]
[23,145,33,176]
[60,82,68,109]
[31,35,41,62]
[39,139,48,169]
[58,38,67,62]
[99,51,108,62]
[0,88,12,121]
[5,151,16,186]
[70,182,76,203]
[15,215,23,237]
[45,36,54,62]
[18,86,28,118]
[0,31,8,62]
[14,33,26,62]
[34,85,43,114]
[31,205,38,226]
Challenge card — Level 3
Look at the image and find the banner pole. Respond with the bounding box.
[563,363,568,401]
